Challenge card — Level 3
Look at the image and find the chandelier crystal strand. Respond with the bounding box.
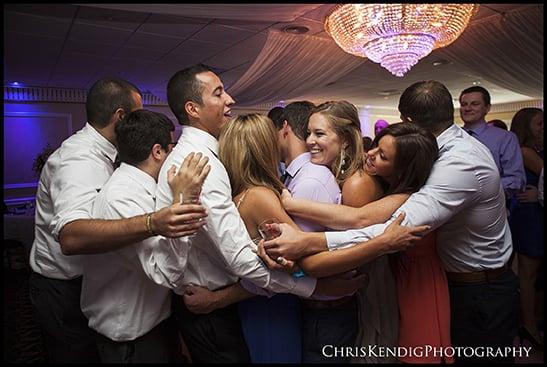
[325,4,479,77]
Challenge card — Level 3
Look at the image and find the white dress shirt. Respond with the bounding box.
[30,123,117,279]
[326,124,512,272]
[81,163,190,341]
[155,126,316,297]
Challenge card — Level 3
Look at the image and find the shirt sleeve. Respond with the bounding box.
[291,177,338,204]
[499,132,526,192]
[50,155,110,240]
[137,236,191,295]
[98,191,191,294]
[326,153,479,249]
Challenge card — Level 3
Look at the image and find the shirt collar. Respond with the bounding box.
[285,152,312,178]
[436,124,467,151]
[464,119,488,135]
[181,125,219,156]
[118,162,157,198]
[84,123,118,163]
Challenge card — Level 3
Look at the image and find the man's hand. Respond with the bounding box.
[262,223,310,261]
[255,239,300,274]
[151,203,207,238]
[312,270,368,297]
[182,284,221,314]
[516,185,539,203]
[168,152,211,204]
[379,212,430,254]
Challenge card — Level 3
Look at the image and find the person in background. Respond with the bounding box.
[374,119,389,136]
[459,86,526,215]
[81,109,210,363]
[509,107,544,350]
[362,136,373,153]
[29,77,205,364]
[488,119,509,130]
[268,105,286,176]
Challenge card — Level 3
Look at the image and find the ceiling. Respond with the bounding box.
[3,3,543,111]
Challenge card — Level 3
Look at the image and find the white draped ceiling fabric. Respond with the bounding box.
[437,5,543,99]
[81,4,543,103]
[228,30,364,106]
[79,4,323,22]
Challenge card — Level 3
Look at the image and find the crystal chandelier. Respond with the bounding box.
[325,4,479,77]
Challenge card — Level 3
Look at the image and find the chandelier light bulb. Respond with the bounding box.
[325,4,479,77]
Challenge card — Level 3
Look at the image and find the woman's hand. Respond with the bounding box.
[255,239,300,274]
[168,152,211,204]
[516,185,539,203]
[280,189,294,212]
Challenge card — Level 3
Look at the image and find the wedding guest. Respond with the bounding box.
[29,77,205,363]
[81,109,210,363]
[509,107,544,350]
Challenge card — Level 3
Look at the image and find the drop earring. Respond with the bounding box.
[339,149,347,175]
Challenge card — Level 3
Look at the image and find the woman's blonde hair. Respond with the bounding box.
[313,100,365,183]
[219,113,285,197]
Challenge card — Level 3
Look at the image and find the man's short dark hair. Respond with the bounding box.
[282,101,316,140]
[460,85,491,106]
[398,80,454,135]
[115,109,175,166]
[167,64,214,125]
[86,77,141,129]
[267,106,285,130]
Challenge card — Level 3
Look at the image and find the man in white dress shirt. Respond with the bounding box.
[29,78,206,363]
[155,64,370,363]
[81,110,209,363]
[263,80,519,363]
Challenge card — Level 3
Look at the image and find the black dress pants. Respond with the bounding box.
[449,269,519,364]
[28,272,99,363]
[96,316,182,363]
[172,294,250,363]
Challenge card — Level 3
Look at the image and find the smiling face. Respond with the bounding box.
[459,91,490,126]
[306,112,343,169]
[364,134,397,183]
[194,71,235,138]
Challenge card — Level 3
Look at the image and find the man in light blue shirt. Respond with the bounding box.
[459,86,526,212]
[264,80,518,363]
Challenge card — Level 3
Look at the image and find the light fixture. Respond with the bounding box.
[325,4,478,77]
[282,25,309,34]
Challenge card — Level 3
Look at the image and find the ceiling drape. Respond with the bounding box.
[228,30,364,106]
[79,4,323,22]
[437,5,543,98]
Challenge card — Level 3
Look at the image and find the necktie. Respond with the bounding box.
[464,128,475,137]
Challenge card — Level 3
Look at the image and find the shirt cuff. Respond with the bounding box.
[240,278,274,297]
[291,276,316,298]
[325,230,357,251]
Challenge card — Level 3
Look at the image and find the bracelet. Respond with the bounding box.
[145,213,156,236]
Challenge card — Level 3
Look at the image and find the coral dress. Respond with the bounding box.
[392,231,453,364]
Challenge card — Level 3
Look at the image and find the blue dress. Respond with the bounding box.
[510,150,544,258]
[238,294,302,363]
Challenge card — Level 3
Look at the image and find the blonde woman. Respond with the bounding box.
[218,113,304,363]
